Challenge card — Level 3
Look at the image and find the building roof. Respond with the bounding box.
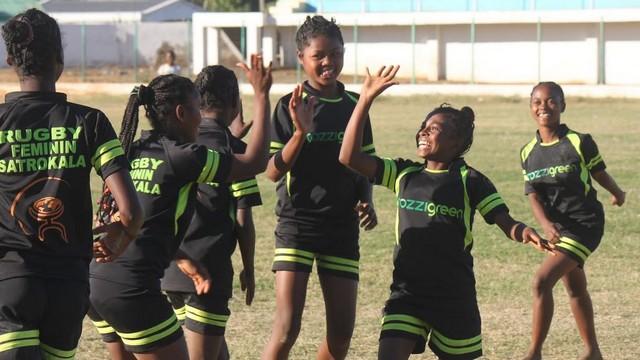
[41,0,194,13]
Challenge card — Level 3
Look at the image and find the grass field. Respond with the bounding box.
[59,91,639,360]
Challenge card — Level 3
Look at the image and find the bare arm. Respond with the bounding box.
[339,65,399,179]
[591,169,626,206]
[236,207,256,305]
[493,211,554,253]
[227,54,272,182]
[93,169,143,263]
[265,84,316,182]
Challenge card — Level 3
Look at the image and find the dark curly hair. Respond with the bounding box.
[530,81,565,103]
[194,65,239,111]
[295,15,343,51]
[1,8,63,78]
[96,74,196,226]
[416,104,476,158]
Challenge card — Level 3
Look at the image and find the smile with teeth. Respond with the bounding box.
[320,68,334,78]
[418,139,430,148]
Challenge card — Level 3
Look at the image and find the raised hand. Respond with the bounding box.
[237,53,273,96]
[289,83,316,135]
[360,65,400,103]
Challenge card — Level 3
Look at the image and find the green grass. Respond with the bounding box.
[69,93,640,359]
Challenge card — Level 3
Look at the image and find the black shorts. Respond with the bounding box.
[555,221,604,267]
[88,278,183,353]
[380,295,482,359]
[272,222,360,280]
[165,291,230,336]
[0,276,89,359]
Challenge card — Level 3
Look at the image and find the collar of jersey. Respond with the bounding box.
[535,124,569,145]
[424,168,449,174]
[302,80,345,103]
[423,158,466,173]
[5,91,67,103]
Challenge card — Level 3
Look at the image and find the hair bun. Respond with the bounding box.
[2,17,33,47]
[460,106,475,122]
[134,85,154,106]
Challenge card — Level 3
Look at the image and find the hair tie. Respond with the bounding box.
[17,16,34,47]
[132,85,154,106]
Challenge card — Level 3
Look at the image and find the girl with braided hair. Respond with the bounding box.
[0,8,142,359]
[339,66,552,360]
[88,55,272,360]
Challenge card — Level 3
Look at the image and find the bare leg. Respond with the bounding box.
[261,271,310,360]
[105,341,136,360]
[378,337,416,360]
[316,274,358,360]
[184,328,226,360]
[523,253,579,360]
[133,335,189,360]
[561,268,602,360]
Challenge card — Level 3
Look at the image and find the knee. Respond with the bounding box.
[531,274,556,296]
[326,334,352,358]
[273,313,302,347]
[564,282,588,299]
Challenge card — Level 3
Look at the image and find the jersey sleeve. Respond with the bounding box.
[581,134,606,173]
[89,111,129,179]
[168,143,232,185]
[373,157,422,194]
[468,169,509,224]
[521,162,536,195]
[360,113,376,157]
[230,177,262,209]
[269,96,293,156]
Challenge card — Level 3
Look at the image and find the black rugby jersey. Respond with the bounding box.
[270,81,375,230]
[162,119,261,293]
[90,130,231,289]
[0,92,128,281]
[374,157,508,299]
[520,124,605,227]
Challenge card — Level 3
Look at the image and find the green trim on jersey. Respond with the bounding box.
[230,179,260,198]
[381,314,429,339]
[91,139,125,172]
[302,91,343,103]
[40,343,76,359]
[273,248,314,266]
[393,164,423,244]
[91,320,116,335]
[344,92,359,104]
[173,306,186,322]
[476,193,505,217]
[566,132,591,196]
[270,141,284,154]
[430,329,482,356]
[197,149,221,184]
[316,254,359,275]
[117,314,180,347]
[185,305,229,328]
[557,236,592,262]
[520,137,537,163]
[0,330,40,353]
[460,165,474,249]
[174,183,194,235]
[361,143,376,155]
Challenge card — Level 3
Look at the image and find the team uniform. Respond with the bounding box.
[88,130,231,353]
[0,92,128,359]
[520,124,605,266]
[373,157,508,359]
[269,81,375,280]
[162,118,262,336]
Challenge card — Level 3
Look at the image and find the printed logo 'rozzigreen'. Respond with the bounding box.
[398,197,463,219]
[526,164,577,181]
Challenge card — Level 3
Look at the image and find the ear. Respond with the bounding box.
[560,100,566,113]
[175,103,185,123]
[296,50,303,65]
[6,56,13,67]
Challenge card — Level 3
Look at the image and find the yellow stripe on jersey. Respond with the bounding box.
[197,149,221,184]
[361,143,376,155]
[557,237,592,262]
[430,330,482,356]
[117,314,180,347]
[566,132,591,196]
[40,343,76,359]
[381,314,429,339]
[0,330,40,353]
[174,183,194,235]
[270,141,284,154]
[460,166,474,249]
[316,255,359,275]
[476,193,505,217]
[230,179,260,198]
[172,306,186,322]
[273,248,315,266]
[520,137,537,163]
[91,320,116,335]
[586,154,603,170]
[91,139,125,172]
[185,305,229,328]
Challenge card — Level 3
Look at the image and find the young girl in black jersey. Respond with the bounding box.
[0,8,143,359]
[338,66,552,360]
[262,16,377,360]
[161,65,263,360]
[521,82,625,360]
[88,55,272,360]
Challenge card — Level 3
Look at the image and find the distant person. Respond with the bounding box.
[0,8,142,359]
[521,82,625,360]
[157,49,182,75]
[339,65,552,360]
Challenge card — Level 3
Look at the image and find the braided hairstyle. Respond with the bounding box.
[96,74,197,226]
[194,65,239,111]
[295,15,343,51]
[416,104,476,158]
[531,81,565,103]
[1,8,63,78]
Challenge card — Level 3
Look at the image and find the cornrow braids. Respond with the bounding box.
[96,74,197,226]
[295,15,344,51]
[531,81,565,103]
[417,103,476,158]
[194,65,239,111]
[1,8,63,78]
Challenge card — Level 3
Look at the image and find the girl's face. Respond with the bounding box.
[298,35,344,91]
[530,84,565,129]
[416,114,460,162]
[177,92,202,142]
